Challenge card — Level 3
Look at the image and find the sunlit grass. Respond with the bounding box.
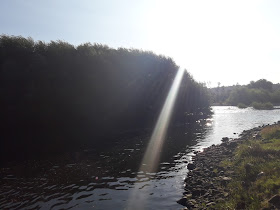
[216,125,280,209]
[261,124,280,139]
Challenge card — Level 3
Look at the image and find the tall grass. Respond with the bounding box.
[215,125,280,209]
[261,125,280,139]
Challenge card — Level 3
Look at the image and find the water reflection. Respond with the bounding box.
[0,122,210,210]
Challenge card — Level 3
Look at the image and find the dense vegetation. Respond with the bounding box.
[251,102,274,110]
[210,79,280,108]
[216,124,280,209]
[0,35,210,164]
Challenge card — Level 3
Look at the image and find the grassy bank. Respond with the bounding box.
[215,124,280,209]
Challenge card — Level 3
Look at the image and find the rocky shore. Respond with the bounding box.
[177,122,280,209]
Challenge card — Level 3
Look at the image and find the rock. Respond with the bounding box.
[221,137,229,142]
[253,133,261,139]
[223,192,229,197]
[188,199,197,204]
[221,177,232,186]
[268,194,280,208]
[185,194,192,199]
[210,189,219,195]
[226,170,235,176]
[220,142,227,147]
[227,141,238,148]
[206,202,216,207]
[257,171,265,178]
[222,176,232,181]
[209,183,215,188]
[177,197,188,206]
[187,163,196,170]
[195,179,203,185]
[192,188,206,197]
[210,171,217,177]
[193,170,201,176]
[177,197,197,208]
[219,171,224,176]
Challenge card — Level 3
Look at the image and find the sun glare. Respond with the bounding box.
[140,68,185,173]
[126,68,185,209]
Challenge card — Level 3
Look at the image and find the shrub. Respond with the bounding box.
[237,103,247,108]
[252,102,274,110]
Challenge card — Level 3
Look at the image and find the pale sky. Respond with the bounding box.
[1,0,280,87]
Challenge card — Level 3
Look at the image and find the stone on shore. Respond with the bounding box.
[187,163,196,170]
[268,194,280,208]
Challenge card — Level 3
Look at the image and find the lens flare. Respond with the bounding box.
[126,68,185,209]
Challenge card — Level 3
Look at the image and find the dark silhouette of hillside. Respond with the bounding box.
[0,35,211,164]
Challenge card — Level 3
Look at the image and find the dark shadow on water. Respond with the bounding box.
[0,120,212,209]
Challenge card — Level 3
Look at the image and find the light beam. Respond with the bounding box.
[126,68,185,209]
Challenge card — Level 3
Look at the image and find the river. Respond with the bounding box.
[1,106,280,209]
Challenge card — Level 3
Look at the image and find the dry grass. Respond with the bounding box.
[261,124,280,139]
[215,125,280,209]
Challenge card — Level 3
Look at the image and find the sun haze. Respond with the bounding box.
[1,0,280,87]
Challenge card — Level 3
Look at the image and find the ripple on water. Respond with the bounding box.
[1,107,279,209]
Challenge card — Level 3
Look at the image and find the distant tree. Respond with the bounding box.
[271,90,280,104]
[210,78,279,107]
[227,87,251,105]
[248,79,273,91]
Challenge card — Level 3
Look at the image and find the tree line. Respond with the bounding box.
[0,35,210,164]
[210,79,280,107]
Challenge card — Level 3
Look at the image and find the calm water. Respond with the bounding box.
[1,106,280,210]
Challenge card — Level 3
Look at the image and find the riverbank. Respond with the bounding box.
[178,121,280,209]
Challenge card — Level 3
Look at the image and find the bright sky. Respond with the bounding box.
[1,0,280,87]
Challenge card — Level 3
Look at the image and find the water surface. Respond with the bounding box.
[1,106,279,209]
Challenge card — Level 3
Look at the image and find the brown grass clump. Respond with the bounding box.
[261,125,280,139]
[214,125,280,209]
